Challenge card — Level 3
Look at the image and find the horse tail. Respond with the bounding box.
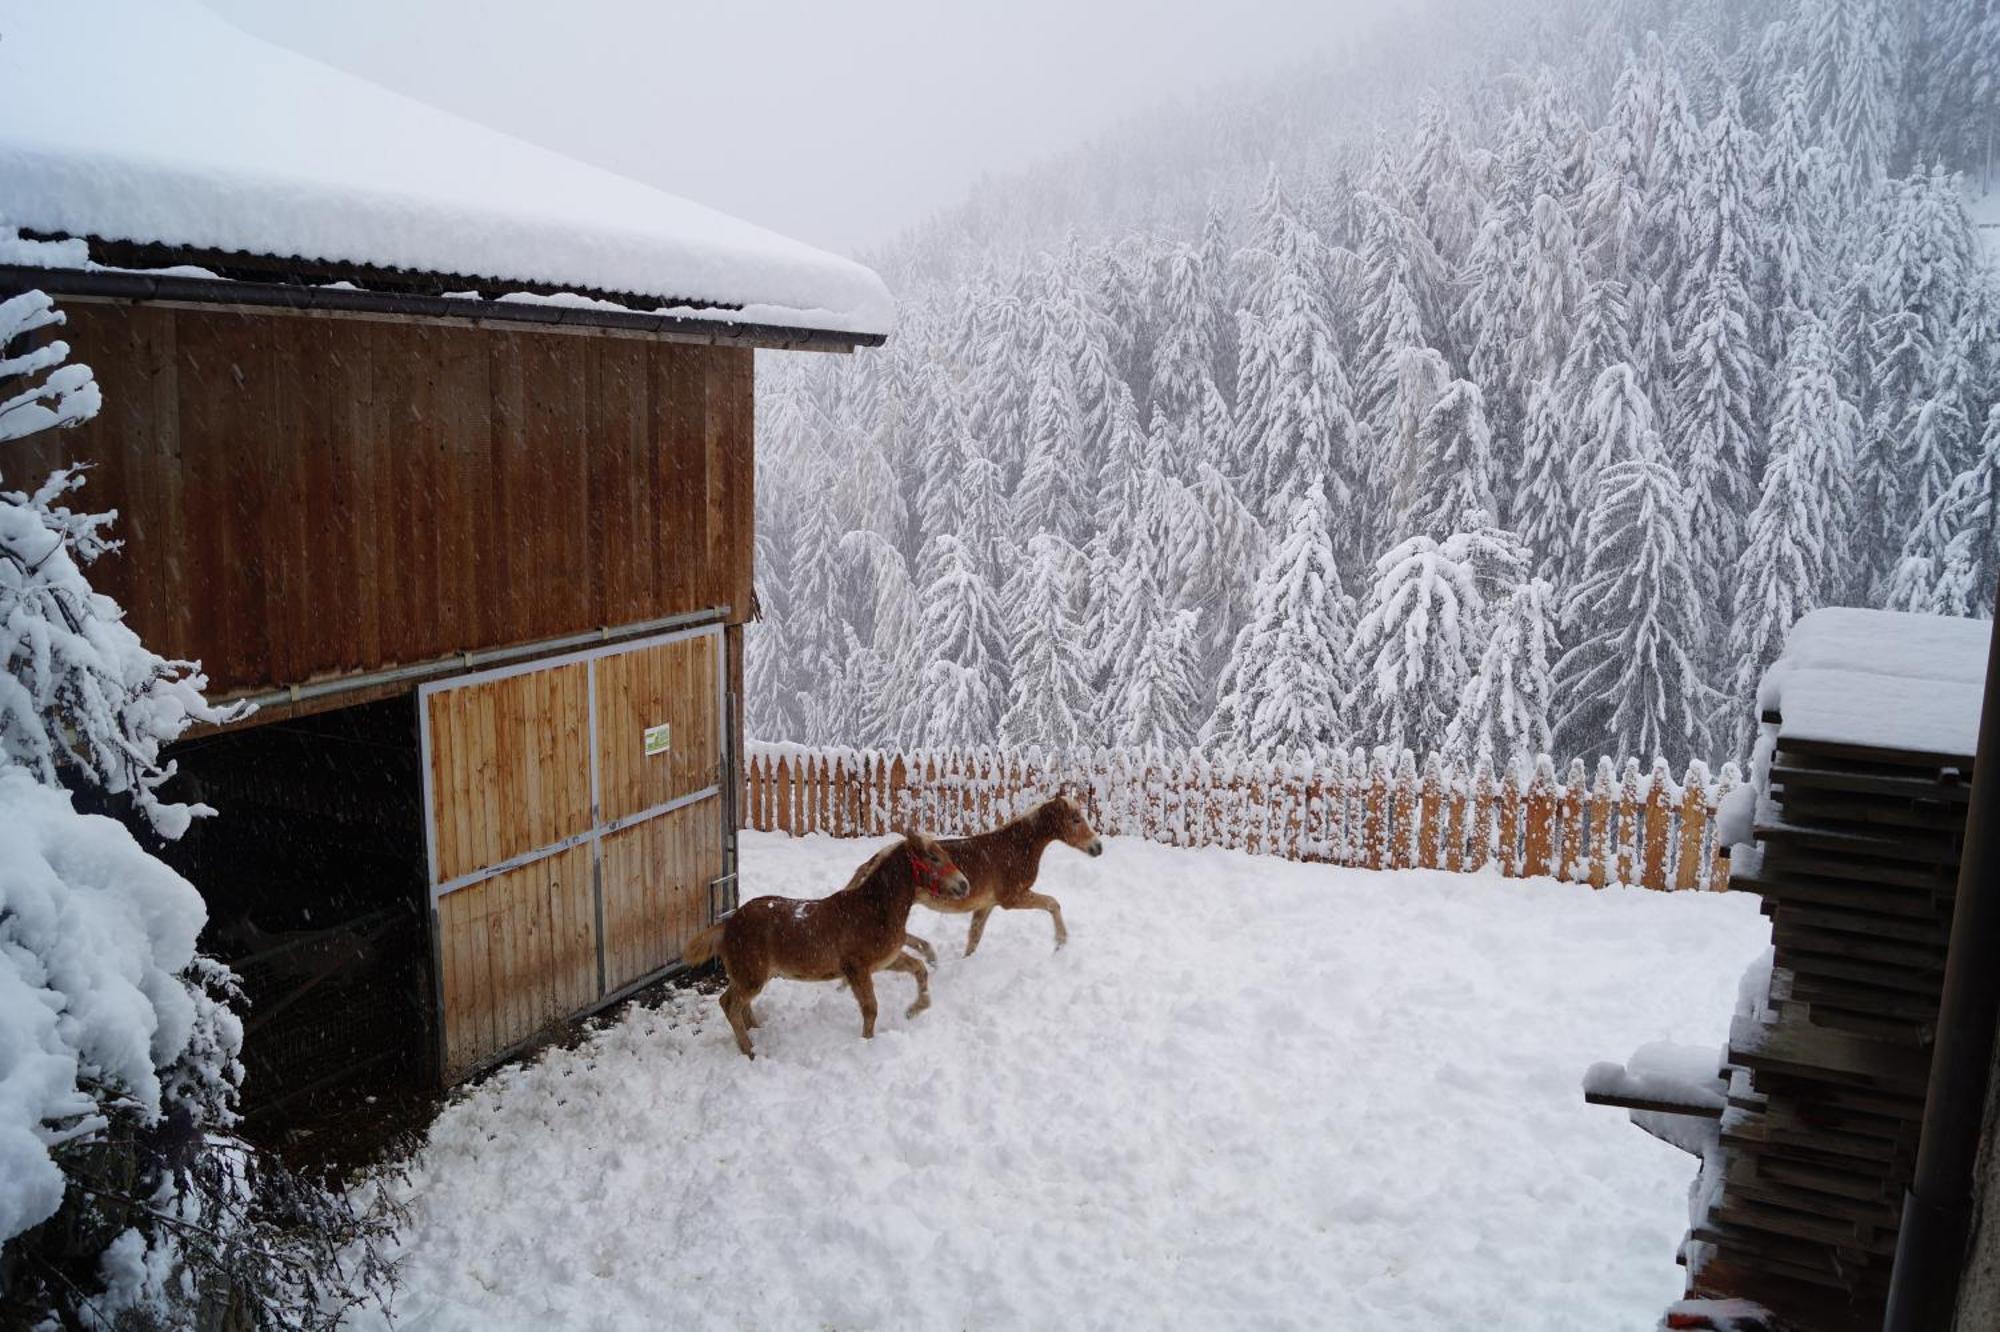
[683,920,726,967]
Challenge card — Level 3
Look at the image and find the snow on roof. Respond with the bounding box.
[1760,608,1990,760]
[0,0,894,340]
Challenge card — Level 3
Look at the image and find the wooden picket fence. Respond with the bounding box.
[740,745,1743,891]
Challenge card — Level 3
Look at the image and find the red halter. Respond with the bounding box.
[907,847,961,898]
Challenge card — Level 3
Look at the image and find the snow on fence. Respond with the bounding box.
[741,746,1742,892]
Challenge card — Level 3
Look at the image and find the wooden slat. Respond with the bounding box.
[437,844,592,1081]
[47,306,756,705]
[600,798,723,992]
[428,662,591,883]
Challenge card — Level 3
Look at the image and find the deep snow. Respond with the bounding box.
[352,832,1769,1331]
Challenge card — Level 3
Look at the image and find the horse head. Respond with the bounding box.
[1047,790,1104,858]
[900,830,972,901]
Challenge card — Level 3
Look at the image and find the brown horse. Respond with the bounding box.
[915,794,1103,956]
[683,831,970,1058]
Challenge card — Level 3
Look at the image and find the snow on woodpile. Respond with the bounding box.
[1757,607,1988,760]
[0,0,894,338]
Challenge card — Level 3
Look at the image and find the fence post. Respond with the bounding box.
[1523,756,1556,878]
[1497,761,1523,877]
[1708,762,1741,891]
[1615,758,1644,885]
[1559,758,1587,881]
[775,756,794,837]
[1589,757,1616,888]
[1419,754,1443,869]
[1674,761,1710,891]
[1467,757,1495,872]
[1641,758,1673,890]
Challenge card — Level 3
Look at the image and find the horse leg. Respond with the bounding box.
[1015,891,1068,950]
[885,950,931,1019]
[964,906,995,957]
[720,983,759,1058]
[902,932,938,965]
[844,964,880,1039]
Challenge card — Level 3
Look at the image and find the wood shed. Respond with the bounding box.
[0,1,892,1102]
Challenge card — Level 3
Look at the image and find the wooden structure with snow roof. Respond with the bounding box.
[0,0,892,1098]
[1586,609,1993,1331]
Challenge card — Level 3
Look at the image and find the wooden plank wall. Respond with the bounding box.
[595,635,721,821]
[435,842,597,1081]
[426,663,592,884]
[600,799,723,994]
[426,630,729,1080]
[13,303,755,703]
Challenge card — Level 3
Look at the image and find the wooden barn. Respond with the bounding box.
[0,3,892,1111]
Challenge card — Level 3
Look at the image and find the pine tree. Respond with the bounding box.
[1755,74,1833,356]
[1511,194,1586,393]
[1015,357,1089,545]
[1913,0,2000,171]
[784,454,848,707]
[1400,378,1498,537]
[1510,377,1574,580]
[965,282,1033,485]
[1796,0,1908,194]
[1408,91,1482,269]
[1113,608,1206,752]
[1203,480,1352,756]
[1151,243,1225,433]
[1349,526,1512,758]
[1726,323,1859,756]
[1554,372,1719,764]
[905,535,1008,746]
[1443,578,1561,766]
[999,533,1094,749]
[1238,195,1362,526]
[1889,402,2000,618]
[1670,261,1760,609]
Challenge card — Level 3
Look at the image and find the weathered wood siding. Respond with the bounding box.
[423,626,728,1082]
[14,302,754,702]
[425,662,592,885]
[595,634,720,822]
[600,800,722,994]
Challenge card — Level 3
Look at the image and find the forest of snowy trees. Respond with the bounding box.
[748,0,2000,771]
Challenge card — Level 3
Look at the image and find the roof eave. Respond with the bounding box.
[0,264,887,352]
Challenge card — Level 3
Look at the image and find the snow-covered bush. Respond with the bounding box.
[1,286,396,1328]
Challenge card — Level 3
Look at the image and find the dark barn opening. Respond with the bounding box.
[156,697,432,1158]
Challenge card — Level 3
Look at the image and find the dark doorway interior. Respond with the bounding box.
[154,695,433,1164]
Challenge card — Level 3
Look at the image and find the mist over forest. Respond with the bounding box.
[748,0,1999,775]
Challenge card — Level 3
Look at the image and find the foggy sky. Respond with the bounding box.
[202,0,1402,261]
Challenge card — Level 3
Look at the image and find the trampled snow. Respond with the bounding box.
[351,832,1768,1331]
[0,1,893,338]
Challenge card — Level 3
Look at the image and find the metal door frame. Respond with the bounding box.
[417,615,729,1082]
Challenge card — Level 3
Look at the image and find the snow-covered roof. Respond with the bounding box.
[0,0,894,343]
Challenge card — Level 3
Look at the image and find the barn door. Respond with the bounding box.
[420,623,727,1081]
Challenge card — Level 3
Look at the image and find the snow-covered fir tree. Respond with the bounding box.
[747,0,2000,772]
[1203,480,1352,755]
[1442,577,1561,767]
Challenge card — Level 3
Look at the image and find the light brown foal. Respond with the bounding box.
[914,794,1103,955]
[684,831,970,1058]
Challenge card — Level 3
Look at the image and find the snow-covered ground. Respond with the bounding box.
[352,833,1769,1332]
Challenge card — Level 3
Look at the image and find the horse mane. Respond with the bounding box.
[834,836,908,896]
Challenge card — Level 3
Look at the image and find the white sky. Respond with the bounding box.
[202,0,1401,260]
